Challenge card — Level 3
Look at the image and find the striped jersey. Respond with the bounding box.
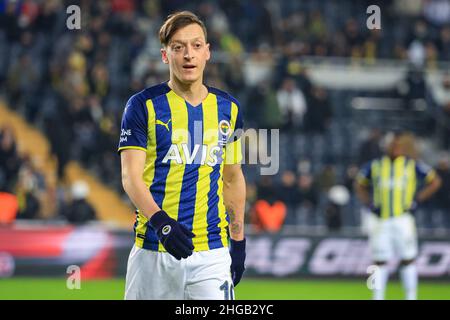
[357,155,436,219]
[118,82,243,252]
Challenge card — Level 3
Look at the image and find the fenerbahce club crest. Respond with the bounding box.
[218,120,231,147]
[219,120,231,137]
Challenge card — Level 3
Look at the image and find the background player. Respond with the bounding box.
[118,11,246,300]
[355,132,441,300]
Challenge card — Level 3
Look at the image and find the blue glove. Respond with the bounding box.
[366,203,380,215]
[230,238,246,287]
[408,200,419,213]
[149,210,194,260]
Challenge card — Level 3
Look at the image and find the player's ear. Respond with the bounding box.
[161,47,169,64]
[205,43,211,61]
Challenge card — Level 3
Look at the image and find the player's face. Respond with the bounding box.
[388,137,404,158]
[161,23,210,85]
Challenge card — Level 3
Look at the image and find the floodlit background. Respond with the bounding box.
[1,0,450,299]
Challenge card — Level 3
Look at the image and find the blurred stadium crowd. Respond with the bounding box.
[0,0,450,232]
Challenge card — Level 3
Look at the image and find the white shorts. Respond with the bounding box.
[124,245,234,300]
[367,212,418,262]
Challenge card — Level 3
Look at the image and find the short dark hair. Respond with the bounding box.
[159,11,207,47]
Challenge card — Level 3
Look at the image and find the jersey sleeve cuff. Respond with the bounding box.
[425,170,436,184]
[117,146,147,154]
[356,175,370,186]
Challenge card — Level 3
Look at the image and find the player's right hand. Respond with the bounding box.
[149,210,195,260]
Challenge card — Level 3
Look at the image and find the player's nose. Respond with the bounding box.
[184,45,194,60]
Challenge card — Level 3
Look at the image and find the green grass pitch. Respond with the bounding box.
[1,278,449,300]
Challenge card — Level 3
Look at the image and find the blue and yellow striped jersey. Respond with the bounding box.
[118,82,243,252]
[356,155,436,219]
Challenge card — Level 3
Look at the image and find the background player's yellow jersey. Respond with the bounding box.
[118,82,243,252]
[357,155,436,219]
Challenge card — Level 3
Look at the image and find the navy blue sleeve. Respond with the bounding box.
[356,161,372,186]
[228,98,244,143]
[415,161,436,184]
[117,94,148,153]
[235,101,244,131]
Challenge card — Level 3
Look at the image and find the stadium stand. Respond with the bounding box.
[0,0,449,233]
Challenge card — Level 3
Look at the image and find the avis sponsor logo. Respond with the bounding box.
[120,129,132,143]
[162,144,222,166]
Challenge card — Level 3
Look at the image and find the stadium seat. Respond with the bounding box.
[0,192,19,224]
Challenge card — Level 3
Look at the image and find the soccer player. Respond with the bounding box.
[355,132,441,300]
[118,11,246,300]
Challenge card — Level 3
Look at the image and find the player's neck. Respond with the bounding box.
[168,78,208,106]
[388,154,401,160]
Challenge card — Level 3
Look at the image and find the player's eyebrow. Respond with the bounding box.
[169,38,205,45]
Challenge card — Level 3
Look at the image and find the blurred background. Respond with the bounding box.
[0,0,450,299]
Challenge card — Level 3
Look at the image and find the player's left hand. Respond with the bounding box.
[408,200,419,213]
[229,238,246,287]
